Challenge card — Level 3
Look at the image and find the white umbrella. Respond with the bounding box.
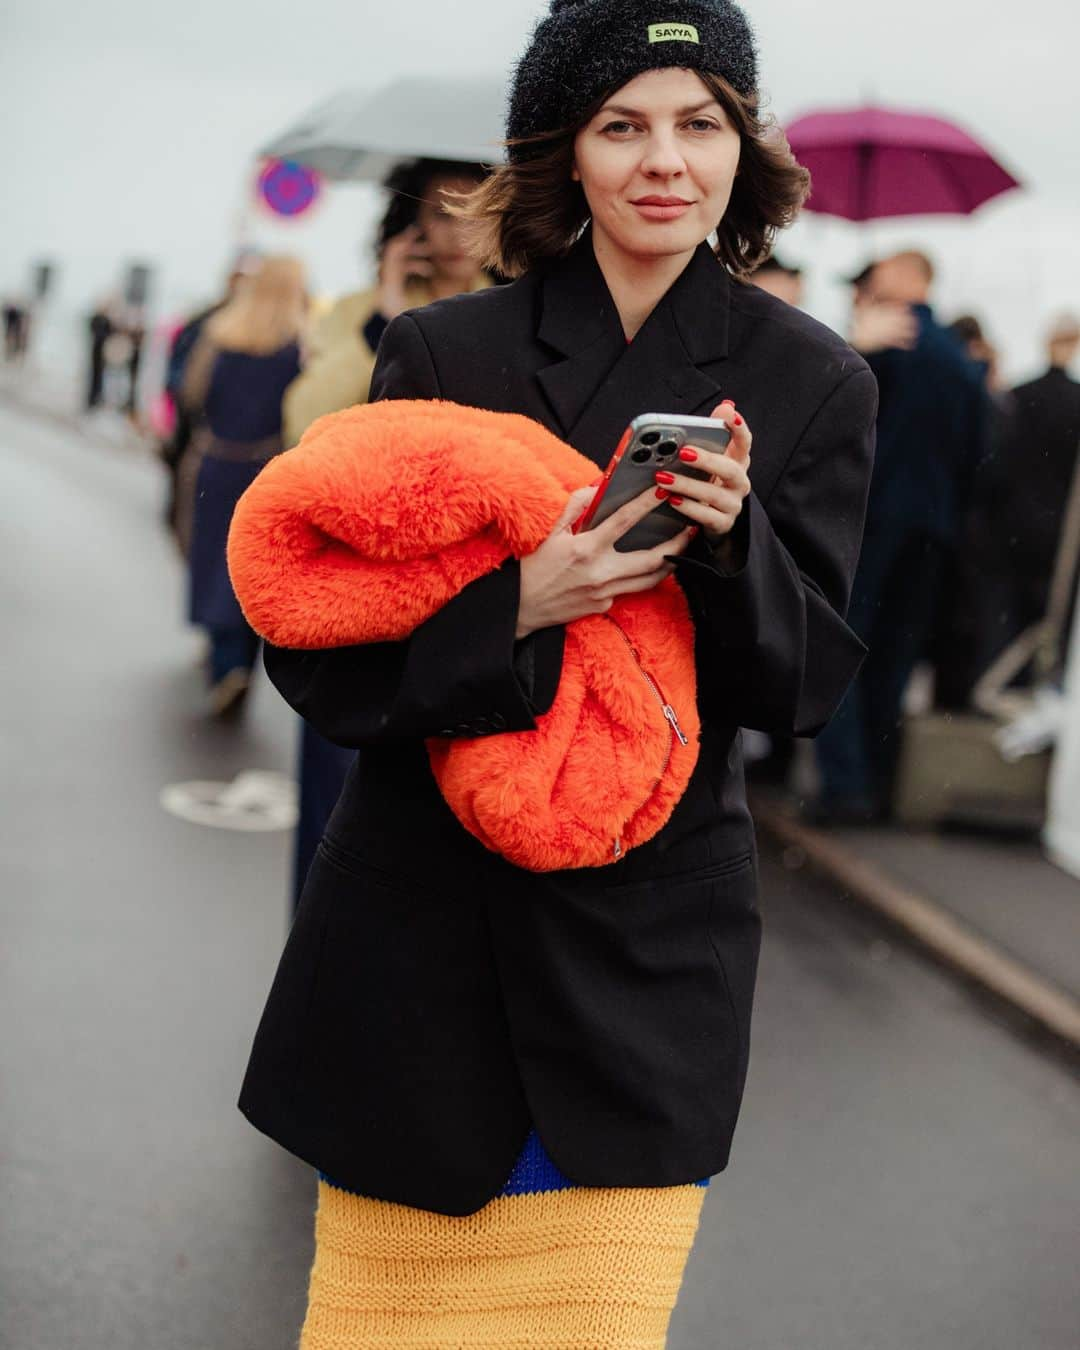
[259,76,508,182]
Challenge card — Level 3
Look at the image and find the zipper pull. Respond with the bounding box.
[663,704,689,746]
[613,837,623,860]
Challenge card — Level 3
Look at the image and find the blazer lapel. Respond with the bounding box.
[535,237,733,467]
[535,238,624,439]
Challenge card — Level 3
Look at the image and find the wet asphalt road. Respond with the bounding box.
[2,401,1078,1350]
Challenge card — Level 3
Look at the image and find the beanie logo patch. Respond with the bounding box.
[647,22,700,44]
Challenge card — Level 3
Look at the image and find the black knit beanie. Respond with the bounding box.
[506,0,758,160]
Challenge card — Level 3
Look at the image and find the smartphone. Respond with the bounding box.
[575,413,732,553]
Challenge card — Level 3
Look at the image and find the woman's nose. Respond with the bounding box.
[639,134,687,178]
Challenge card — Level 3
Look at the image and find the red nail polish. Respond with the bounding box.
[733,415,743,426]
[655,487,670,500]
[668,495,684,506]
[655,470,675,484]
[678,447,698,462]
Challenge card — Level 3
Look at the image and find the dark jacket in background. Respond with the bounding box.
[188,342,301,632]
[863,303,988,542]
[951,364,1080,685]
[997,366,1080,573]
[163,304,222,465]
[239,236,877,1216]
[816,304,989,803]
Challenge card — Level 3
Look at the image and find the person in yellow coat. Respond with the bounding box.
[285,157,494,910]
[282,157,492,448]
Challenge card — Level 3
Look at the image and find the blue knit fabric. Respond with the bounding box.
[499,1128,578,1196]
[320,1127,710,1198]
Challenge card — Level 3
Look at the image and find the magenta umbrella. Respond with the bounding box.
[785,105,1021,222]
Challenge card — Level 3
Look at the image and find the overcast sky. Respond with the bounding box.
[4,0,1079,376]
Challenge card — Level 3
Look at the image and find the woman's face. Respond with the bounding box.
[416,175,483,284]
[572,68,740,264]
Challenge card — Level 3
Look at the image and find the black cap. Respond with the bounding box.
[507,0,759,160]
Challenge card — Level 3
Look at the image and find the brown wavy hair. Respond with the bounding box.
[450,73,809,280]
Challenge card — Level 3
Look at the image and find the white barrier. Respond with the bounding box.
[1044,579,1080,879]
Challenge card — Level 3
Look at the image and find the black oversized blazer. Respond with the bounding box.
[239,235,878,1216]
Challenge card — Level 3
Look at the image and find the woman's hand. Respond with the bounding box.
[516,486,693,639]
[657,401,752,544]
[850,300,918,355]
[377,226,433,320]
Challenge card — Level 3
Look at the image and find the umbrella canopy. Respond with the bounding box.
[786,105,1021,222]
[259,76,507,183]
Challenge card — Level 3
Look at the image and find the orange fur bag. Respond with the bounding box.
[227,400,700,871]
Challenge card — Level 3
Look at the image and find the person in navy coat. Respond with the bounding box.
[183,257,306,715]
[815,250,988,822]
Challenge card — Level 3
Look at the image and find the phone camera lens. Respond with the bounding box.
[656,440,679,459]
[639,430,661,446]
[630,447,652,464]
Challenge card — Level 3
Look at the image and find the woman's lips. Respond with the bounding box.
[630,199,694,221]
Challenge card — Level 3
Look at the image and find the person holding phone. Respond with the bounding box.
[283,158,494,912]
[241,3,877,1344]
[281,157,492,447]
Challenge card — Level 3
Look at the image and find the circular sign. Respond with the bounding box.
[257,159,322,218]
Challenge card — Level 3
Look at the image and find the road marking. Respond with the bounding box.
[160,770,298,832]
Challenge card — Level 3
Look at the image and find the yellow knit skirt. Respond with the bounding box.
[299,1178,707,1349]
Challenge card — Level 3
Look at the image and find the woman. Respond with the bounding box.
[284,158,495,908]
[184,255,305,714]
[240,1,877,1344]
[280,157,492,447]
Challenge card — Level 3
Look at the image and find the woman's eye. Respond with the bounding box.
[686,118,721,133]
[602,121,637,136]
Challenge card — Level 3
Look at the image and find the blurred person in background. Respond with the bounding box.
[848,261,919,356]
[181,256,306,716]
[2,295,31,362]
[281,157,491,445]
[286,158,493,911]
[960,313,1080,685]
[949,313,1005,394]
[931,313,1014,708]
[160,257,257,544]
[750,252,803,307]
[748,259,918,796]
[85,298,115,409]
[813,250,988,823]
[121,307,146,419]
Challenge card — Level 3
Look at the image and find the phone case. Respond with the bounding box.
[576,413,732,553]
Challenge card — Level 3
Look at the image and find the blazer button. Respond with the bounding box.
[490,713,507,730]
[456,723,473,737]
[439,728,457,738]
[471,717,494,735]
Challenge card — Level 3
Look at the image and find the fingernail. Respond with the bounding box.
[733,415,743,426]
[668,495,684,506]
[655,487,669,500]
[655,471,675,485]
[690,526,700,539]
[678,447,698,462]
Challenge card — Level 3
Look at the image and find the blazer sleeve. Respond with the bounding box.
[672,366,878,737]
[264,313,564,748]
